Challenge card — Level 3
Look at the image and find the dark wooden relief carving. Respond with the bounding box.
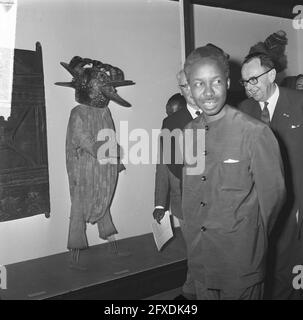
[0,42,50,222]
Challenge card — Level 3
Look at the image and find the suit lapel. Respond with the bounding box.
[270,87,291,131]
[183,106,194,124]
[244,88,291,130]
[243,99,262,120]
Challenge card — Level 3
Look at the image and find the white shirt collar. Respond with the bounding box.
[187,104,202,119]
[259,84,279,121]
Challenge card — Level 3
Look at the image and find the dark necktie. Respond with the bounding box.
[261,102,270,124]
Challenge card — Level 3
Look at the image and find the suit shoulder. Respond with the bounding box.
[184,116,197,130]
[226,108,275,150]
[162,107,191,129]
[280,86,303,96]
[229,106,267,131]
[280,86,303,102]
[161,116,168,129]
[238,98,255,110]
[170,107,190,120]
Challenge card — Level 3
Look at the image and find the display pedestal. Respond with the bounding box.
[1,228,187,300]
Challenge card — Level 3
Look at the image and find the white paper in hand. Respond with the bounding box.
[151,211,174,251]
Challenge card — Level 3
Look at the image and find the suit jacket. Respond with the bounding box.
[238,86,303,235]
[154,106,193,219]
[182,106,285,289]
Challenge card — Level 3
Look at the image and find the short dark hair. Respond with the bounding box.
[243,52,275,70]
[184,44,230,80]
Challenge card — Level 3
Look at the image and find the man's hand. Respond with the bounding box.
[153,208,165,224]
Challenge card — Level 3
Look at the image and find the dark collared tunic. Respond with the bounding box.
[182,106,285,290]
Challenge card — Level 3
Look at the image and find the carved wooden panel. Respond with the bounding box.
[0,42,50,222]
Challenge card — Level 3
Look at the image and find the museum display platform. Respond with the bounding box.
[1,228,187,300]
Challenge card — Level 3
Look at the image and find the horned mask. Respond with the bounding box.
[55,56,135,108]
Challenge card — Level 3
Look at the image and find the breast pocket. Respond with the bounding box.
[220,160,251,191]
[287,125,303,137]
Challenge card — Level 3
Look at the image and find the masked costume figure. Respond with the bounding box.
[55,56,134,252]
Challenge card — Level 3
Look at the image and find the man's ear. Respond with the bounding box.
[227,78,230,90]
[269,68,277,83]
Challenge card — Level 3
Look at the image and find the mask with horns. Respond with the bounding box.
[55,56,135,108]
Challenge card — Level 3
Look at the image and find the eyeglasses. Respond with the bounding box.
[239,68,273,86]
[179,84,188,88]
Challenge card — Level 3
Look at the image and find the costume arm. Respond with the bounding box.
[69,108,121,160]
[251,125,286,234]
[68,108,100,158]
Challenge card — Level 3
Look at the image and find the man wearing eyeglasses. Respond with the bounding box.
[239,52,303,300]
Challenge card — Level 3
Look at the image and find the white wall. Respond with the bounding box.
[0,1,301,266]
[0,0,183,265]
[297,28,303,74]
[193,5,301,84]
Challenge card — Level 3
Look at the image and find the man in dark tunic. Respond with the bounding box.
[181,45,285,299]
